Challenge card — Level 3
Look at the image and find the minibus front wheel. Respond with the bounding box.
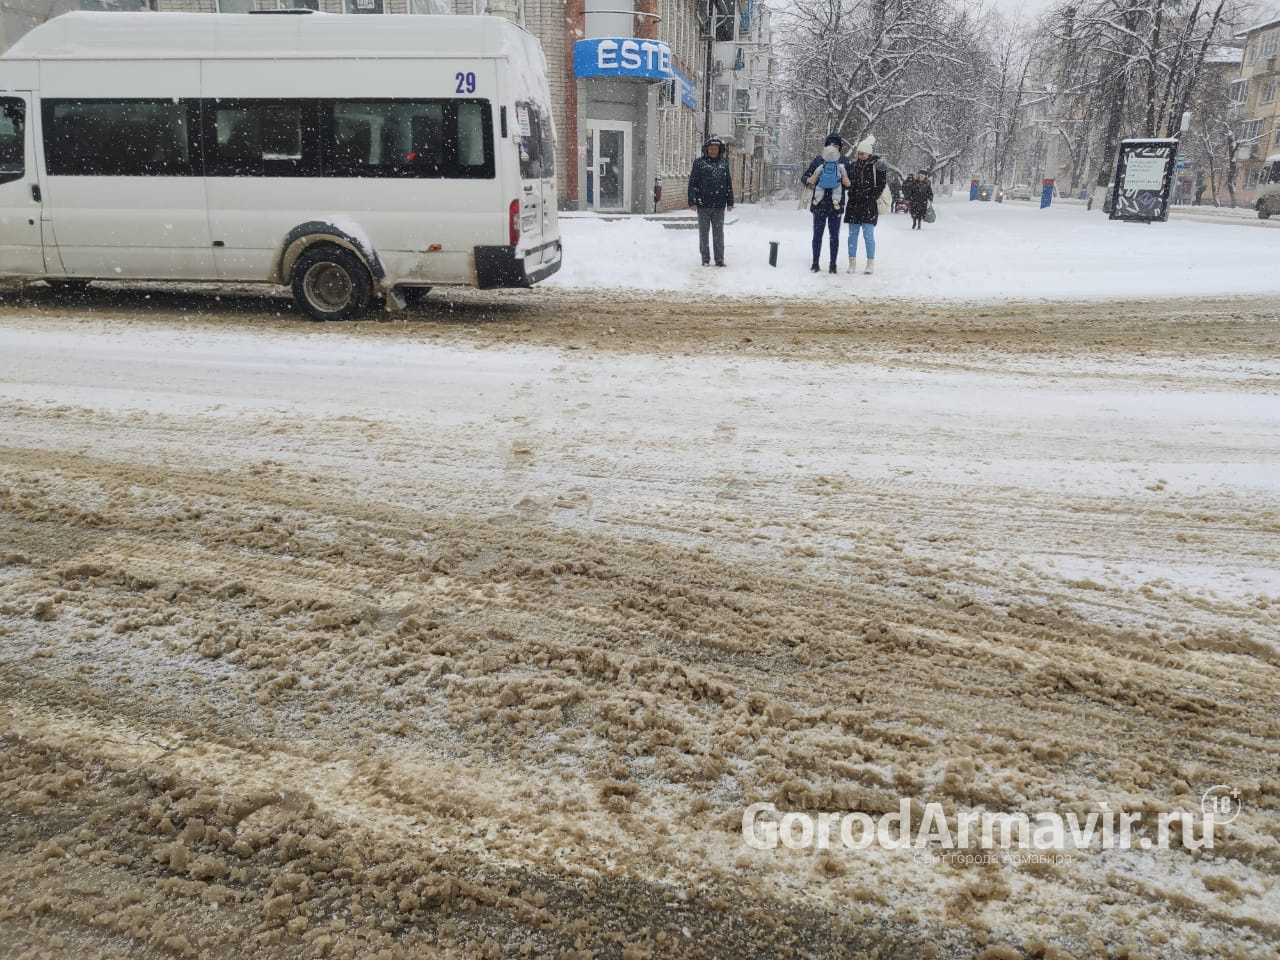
[292,245,373,322]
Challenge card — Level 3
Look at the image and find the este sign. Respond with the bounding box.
[573,38,673,81]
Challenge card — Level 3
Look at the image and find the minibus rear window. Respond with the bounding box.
[515,101,554,181]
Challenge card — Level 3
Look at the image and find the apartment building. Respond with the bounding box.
[704,0,778,206]
[1231,8,1280,203]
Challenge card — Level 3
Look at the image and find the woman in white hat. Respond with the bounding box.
[842,135,888,274]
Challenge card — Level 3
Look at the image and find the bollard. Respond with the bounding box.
[768,241,779,267]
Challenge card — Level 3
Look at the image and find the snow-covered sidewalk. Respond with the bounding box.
[548,195,1280,302]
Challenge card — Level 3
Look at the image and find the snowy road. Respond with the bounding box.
[1,289,1278,958]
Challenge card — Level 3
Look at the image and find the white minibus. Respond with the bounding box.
[0,11,561,320]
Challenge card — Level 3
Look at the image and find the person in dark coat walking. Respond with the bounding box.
[800,132,851,273]
[842,135,888,274]
[904,170,933,229]
[687,135,734,266]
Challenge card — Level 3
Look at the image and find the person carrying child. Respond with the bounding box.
[800,132,851,274]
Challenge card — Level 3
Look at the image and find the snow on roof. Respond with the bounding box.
[1237,0,1280,36]
[1205,44,1243,64]
[2,11,528,60]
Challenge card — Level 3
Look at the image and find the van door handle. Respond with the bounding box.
[30,184,41,202]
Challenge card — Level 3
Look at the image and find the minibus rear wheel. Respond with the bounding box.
[292,245,373,322]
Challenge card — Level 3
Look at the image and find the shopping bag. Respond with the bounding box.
[923,205,937,224]
[877,183,891,214]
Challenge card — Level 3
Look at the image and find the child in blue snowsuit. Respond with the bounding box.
[801,133,851,273]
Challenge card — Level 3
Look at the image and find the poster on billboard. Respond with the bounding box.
[1108,138,1177,222]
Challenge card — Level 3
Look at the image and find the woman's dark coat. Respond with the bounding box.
[843,155,888,225]
[905,177,933,219]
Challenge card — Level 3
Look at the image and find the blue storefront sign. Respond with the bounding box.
[573,38,673,81]
[670,63,697,110]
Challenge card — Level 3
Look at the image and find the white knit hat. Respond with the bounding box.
[855,135,875,154]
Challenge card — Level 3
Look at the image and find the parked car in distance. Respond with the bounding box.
[977,183,994,201]
[1256,154,1280,219]
[1007,183,1034,201]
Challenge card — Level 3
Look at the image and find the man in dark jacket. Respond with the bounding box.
[842,135,888,274]
[801,132,851,273]
[687,135,734,266]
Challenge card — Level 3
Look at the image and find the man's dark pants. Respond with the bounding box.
[811,205,841,265]
[698,206,725,264]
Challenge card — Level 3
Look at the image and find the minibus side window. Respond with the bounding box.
[205,100,320,177]
[0,98,24,185]
[42,99,197,177]
[455,101,488,172]
[322,100,493,179]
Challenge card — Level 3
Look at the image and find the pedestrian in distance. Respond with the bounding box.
[889,176,902,212]
[801,132,851,273]
[842,135,888,274]
[905,170,933,229]
[687,135,734,267]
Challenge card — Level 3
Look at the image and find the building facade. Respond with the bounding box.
[704,0,778,207]
[1231,11,1280,204]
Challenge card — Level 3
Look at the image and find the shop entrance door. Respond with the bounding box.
[587,121,631,213]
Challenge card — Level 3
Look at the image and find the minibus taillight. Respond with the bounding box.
[509,199,520,247]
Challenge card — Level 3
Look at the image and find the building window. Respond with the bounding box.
[713,85,729,112]
[215,0,254,11]
[1242,117,1263,145]
[278,0,320,9]
[1260,29,1279,60]
[1263,78,1277,104]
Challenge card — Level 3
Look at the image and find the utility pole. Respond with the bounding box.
[703,0,715,142]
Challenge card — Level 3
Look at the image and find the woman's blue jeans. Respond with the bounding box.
[847,222,876,259]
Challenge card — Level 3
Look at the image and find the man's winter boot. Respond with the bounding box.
[846,257,857,274]
[810,261,820,273]
[864,259,875,275]
[828,262,837,274]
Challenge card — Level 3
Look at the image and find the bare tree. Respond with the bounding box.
[777,0,974,156]
[1045,0,1233,203]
